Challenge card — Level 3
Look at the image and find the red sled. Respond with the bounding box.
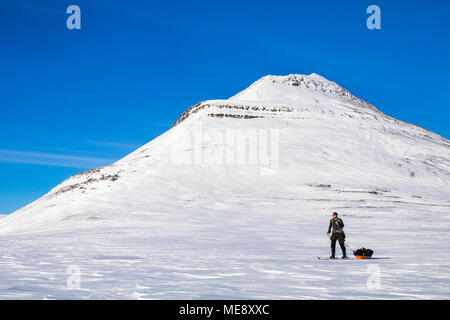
[353,248,374,259]
[354,255,372,260]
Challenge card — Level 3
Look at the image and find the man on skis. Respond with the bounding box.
[327,212,347,259]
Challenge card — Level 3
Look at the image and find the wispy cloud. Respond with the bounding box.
[0,150,115,169]
[88,141,143,150]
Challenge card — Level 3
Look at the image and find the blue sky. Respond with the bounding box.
[1,0,449,214]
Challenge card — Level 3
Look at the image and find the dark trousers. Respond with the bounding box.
[331,232,346,257]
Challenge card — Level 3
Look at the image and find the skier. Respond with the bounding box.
[327,212,347,259]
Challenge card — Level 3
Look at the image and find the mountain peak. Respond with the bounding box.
[229,73,375,110]
[172,73,378,127]
[234,73,339,92]
[261,73,330,84]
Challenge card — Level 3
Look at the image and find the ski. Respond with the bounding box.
[317,257,350,260]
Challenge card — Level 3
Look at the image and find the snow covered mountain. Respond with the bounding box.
[0,74,449,299]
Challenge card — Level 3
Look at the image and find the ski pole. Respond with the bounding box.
[345,242,355,252]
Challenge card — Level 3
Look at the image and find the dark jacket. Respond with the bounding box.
[328,218,344,233]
